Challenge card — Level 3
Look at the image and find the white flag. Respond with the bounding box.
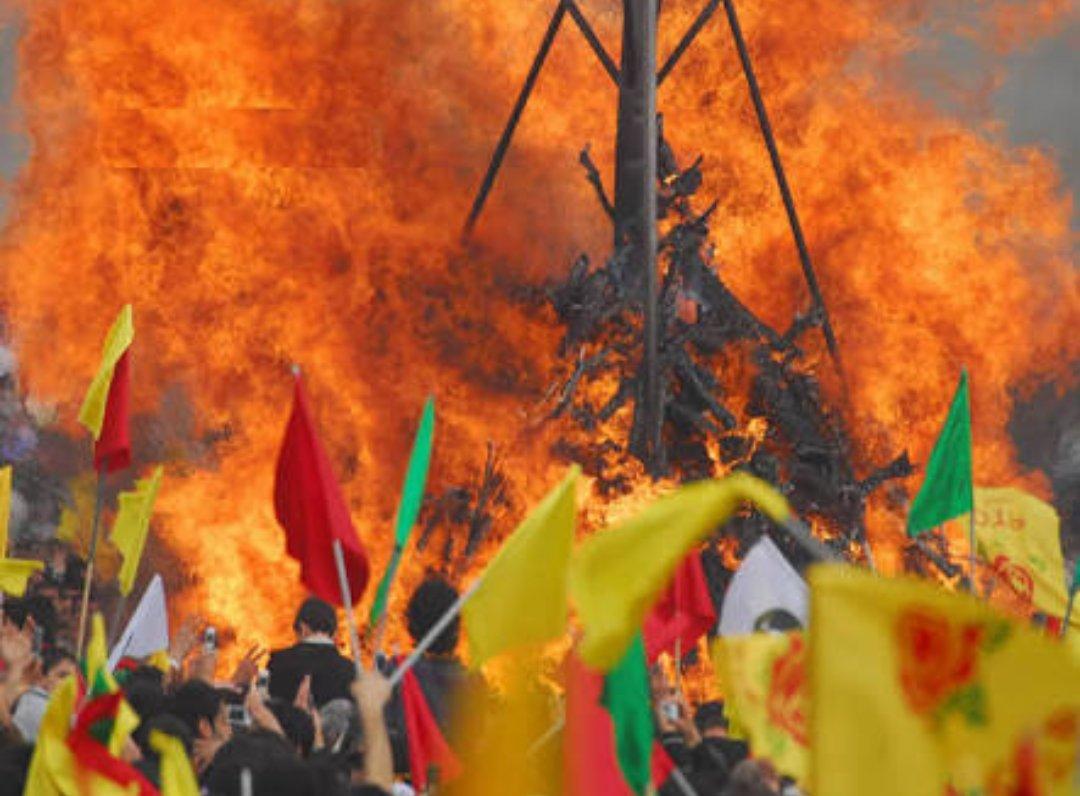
[718,536,808,635]
[109,574,169,670]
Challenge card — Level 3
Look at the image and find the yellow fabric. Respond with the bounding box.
[810,565,1080,796]
[150,730,199,796]
[77,305,133,440]
[570,473,789,670]
[0,559,44,597]
[110,467,163,596]
[0,465,10,554]
[713,632,808,783]
[22,676,139,796]
[463,466,579,668]
[146,650,172,674]
[57,473,121,583]
[0,465,44,597]
[973,487,1075,632]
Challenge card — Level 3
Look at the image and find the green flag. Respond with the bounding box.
[369,397,435,625]
[907,371,973,537]
[601,634,653,795]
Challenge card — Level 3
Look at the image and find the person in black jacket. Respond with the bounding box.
[267,597,355,708]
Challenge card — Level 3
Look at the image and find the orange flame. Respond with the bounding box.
[0,0,1076,663]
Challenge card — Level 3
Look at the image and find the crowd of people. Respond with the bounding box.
[0,541,799,796]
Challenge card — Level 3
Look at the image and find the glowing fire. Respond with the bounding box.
[0,0,1076,666]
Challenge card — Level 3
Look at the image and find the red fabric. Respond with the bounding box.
[274,374,369,606]
[651,742,676,788]
[644,550,717,663]
[95,351,131,472]
[401,668,461,789]
[563,652,633,796]
[68,692,159,796]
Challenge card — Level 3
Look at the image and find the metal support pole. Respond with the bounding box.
[333,539,364,676]
[462,3,567,238]
[658,0,719,84]
[76,463,108,658]
[563,0,620,83]
[720,0,845,379]
[616,0,662,473]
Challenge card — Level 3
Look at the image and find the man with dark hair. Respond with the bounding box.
[267,596,355,708]
[695,700,749,771]
[385,574,471,774]
[169,680,232,774]
[10,647,76,742]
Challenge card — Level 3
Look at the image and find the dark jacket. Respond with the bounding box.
[267,641,355,708]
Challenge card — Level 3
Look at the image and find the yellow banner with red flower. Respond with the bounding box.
[810,565,1080,796]
[973,487,1076,636]
[713,631,808,784]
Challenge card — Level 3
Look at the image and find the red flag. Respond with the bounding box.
[643,550,717,663]
[563,652,633,796]
[401,668,461,790]
[651,742,676,788]
[273,373,369,606]
[95,351,131,472]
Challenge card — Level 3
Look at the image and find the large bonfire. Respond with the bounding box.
[0,0,1076,660]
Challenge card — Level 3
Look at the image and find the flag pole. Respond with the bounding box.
[76,458,108,657]
[332,539,364,675]
[1062,564,1078,639]
[389,578,482,688]
[968,497,978,595]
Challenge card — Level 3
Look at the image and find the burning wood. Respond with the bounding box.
[544,131,913,563]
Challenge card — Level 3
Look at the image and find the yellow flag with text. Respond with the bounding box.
[713,632,808,784]
[810,566,1080,796]
[973,487,1075,634]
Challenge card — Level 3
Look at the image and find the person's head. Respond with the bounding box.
[319,699,360,753]
[406,575,460,655]
[266,699,316,757]
[204,730,318,796]
[169,681,232,744]
[694,700,730,739]
[135,712,194,760]
[727,759,780,796]
[40,648,77,691]
[293,597,337,641]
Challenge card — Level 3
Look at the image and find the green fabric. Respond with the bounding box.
[601,633,653,795]
[369,397,435,625]
[907,371,973,537]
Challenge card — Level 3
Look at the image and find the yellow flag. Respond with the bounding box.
[58,472,121,582]
[0,559,44,597]
[974,487,1075,630]
[77,305,133,440]
[0,465,10,555]
[810,565,1080,796]
[570,473,789,670]
[713,632,808,784]
[23,675,80,795]
[151,729,199,796]
[463,466,579,667]
[111,466,164,596]
[0,465,44,596]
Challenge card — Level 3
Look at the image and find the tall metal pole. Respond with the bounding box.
[614,0,661,473]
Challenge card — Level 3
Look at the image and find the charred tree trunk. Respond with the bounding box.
[614,0,662,473]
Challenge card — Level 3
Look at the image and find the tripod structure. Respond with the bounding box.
[462,0,844,475]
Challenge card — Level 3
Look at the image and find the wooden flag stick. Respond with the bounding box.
[968,505,979,595]
[388,578,482,688]
[75,461,108,657]
[332,539,364,676]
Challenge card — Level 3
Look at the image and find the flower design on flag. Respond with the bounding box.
[896,608,984,717]
[990,555,1035,608]
[766,633,808,746]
